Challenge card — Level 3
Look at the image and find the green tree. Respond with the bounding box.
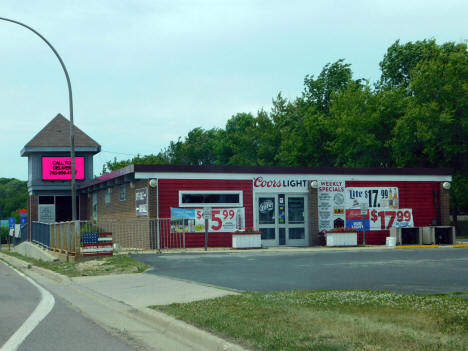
[254,109,281,166]
[327,82,406,168]
[378,39,466,91]
[102,153,169,173]
[0,178,28,219]
[167,128,222,165]
[391,41,468,229]
[216,113,259,166]
[303,59,353,115]
[275,97,333,167]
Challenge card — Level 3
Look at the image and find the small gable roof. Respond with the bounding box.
[24,114,100,148]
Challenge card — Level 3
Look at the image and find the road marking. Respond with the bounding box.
[0,264,55,351]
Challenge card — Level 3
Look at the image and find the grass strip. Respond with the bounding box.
[0,249,148,277]
[153,290,468,351]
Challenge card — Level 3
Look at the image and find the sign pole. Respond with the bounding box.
[204,218,208,251]
[204,207,211,251]
[360,203,368,246]
[8,217,15,251]
[362,215,366,246]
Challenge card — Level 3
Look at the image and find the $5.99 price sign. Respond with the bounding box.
[195,208,245,232]
[369,208,414,230]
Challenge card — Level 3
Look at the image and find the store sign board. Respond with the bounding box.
[170,207,245,233]
[38,205,55,223]
[253,176,310,193]
[345,187,399,210]
[42,157,85,180]
[368,208,414,230]
[318,180,345,231]
[317,185,414,232]
[135,188,148,216]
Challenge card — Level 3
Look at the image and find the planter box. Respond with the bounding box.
[232,232,262,249]
[326,232,357,246]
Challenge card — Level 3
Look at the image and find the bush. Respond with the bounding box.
[1,227,9,244]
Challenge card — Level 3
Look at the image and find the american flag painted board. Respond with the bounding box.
[81,232,113,257]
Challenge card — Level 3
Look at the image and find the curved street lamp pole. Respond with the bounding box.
[0,17,77,225]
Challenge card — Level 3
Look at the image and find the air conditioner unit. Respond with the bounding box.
[389,227,421,245]
[421,226,455,245]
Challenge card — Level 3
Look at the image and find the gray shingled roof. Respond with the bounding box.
[24,114,100,148]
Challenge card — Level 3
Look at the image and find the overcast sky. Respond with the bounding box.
[1,0,467,180]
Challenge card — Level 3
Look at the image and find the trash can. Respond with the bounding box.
[386,237,396,247]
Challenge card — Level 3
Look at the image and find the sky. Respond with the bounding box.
[0,0,467,181]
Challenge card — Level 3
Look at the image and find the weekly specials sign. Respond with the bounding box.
[318,180,345,232]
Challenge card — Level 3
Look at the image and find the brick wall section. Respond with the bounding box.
[148,184,158,218]
[82,179,153,250]
[308,182,319,246]
[97,180,148,219]
[79,194,89,221]
[440,183,450,226]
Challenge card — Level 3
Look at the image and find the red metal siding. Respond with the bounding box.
[158,179,253,247]
[346,181,440,244]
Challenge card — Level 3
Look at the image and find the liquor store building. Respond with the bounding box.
[78,164,452,249]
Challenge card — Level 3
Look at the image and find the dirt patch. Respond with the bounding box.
[76,259,107,272]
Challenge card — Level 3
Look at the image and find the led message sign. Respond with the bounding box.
[42,157,85,180]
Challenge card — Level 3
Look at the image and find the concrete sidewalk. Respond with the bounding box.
[72,270,236,308]
[0,252,246,351]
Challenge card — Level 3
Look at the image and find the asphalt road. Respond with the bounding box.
[0,261,138,351]
[0,261,39,346]
[134,247,468,294]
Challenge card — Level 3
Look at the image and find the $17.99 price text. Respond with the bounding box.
[369,209,413,230]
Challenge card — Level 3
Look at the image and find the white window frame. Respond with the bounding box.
[178,190,243,207]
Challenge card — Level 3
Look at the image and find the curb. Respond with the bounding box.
[134,308,247,351]
[394,244,468,249]
[0,251,30,269]
[395,245,439,249]
[0,251,69,283]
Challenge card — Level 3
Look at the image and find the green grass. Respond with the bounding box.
[153,290,468,351]
[0,249,148,277]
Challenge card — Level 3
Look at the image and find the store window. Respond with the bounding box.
[105,188,111,205]
[39,196,55,204]
[120,184,127,201]
[179,191,243,207]
[92,192,98,221]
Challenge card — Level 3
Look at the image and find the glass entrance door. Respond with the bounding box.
[257,195,277,246]
[286,195,307,246]
[256,194,308,247]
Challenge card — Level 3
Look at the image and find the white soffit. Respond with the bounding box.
[135,172,451,182]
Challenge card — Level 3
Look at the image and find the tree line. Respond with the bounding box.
[0,178,27,220]
[104,39,468,227]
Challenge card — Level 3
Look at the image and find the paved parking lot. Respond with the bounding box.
[134,247,468,294]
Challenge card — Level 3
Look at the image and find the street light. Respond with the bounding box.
[0,17,77,223]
